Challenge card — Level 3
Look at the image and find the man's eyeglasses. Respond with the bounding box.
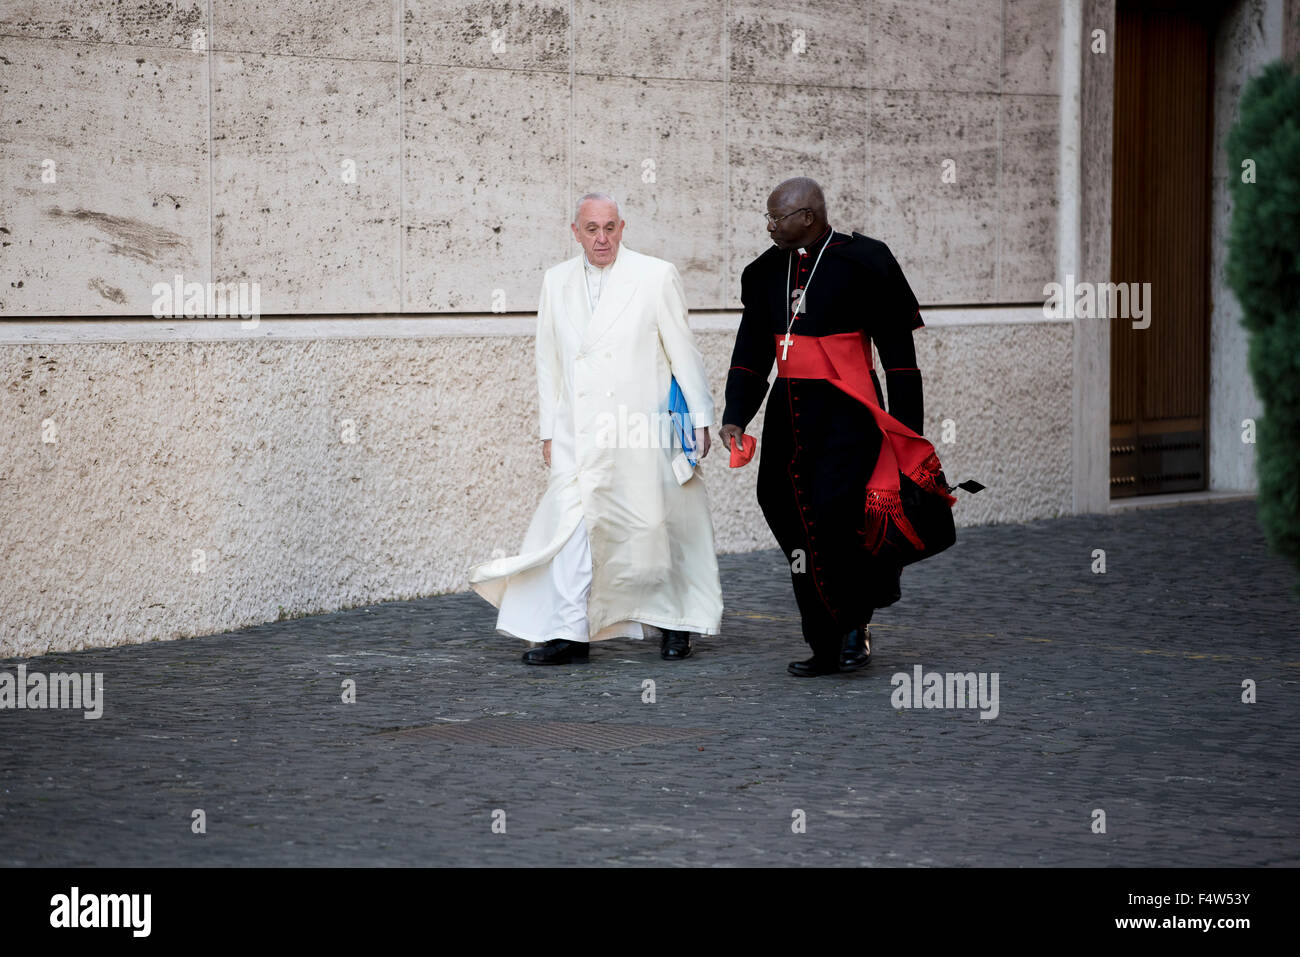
[765,207,811,226]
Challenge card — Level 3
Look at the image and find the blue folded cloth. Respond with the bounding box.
[668,376,697,469]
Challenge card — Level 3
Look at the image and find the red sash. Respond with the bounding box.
[774,331,955,551]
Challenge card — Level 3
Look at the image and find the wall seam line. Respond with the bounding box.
[996,0,1006,301]
[398,0,405,312]
[568,0,576,232]
[722,0,730,307]
[206,0,215,291]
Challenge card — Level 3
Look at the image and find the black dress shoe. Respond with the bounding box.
[788,652,842,677]
[840,625,872,671]
[789,636,841,677]
[660,629,694,660]
[521,638,589,665]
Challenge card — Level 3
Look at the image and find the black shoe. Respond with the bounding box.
[840,625,872,671]
[789,637,841,677]
[788,652,842,677]
[521,638,589,665]
[660,629,694,660]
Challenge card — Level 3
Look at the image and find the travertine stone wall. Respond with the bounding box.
[0,1,1062,315]
[0,314,1071,656]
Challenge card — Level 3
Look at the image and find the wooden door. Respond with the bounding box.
[1110,0,1213,497]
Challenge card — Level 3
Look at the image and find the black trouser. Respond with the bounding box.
[757,379,897,652]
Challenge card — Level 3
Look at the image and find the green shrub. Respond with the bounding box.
[1226,60,1300,593]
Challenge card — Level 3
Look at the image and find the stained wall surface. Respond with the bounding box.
[0,1,1061,316]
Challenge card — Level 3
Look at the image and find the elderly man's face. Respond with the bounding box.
[765,191,813,251]
[571,200,624,267]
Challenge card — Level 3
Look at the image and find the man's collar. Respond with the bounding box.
[583,253,615,271]
[797,225,833,256]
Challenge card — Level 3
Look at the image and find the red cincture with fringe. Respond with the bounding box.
[774,332,956,555]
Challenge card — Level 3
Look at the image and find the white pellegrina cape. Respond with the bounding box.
[468,246,723,639]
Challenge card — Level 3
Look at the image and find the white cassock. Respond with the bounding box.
[468,245,723,642]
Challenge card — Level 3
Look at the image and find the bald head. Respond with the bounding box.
[766,177,829,250]
[771,177,826,217]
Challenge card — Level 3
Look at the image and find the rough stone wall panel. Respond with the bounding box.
[999,94,1060,301]
[1,318,1069,656]
[574,0,723,80]
[572,74,725,306]
[404,0,570,72]
[867,91,1000,304]
[870,0,1003,93]
[729,0,871,86]
[726,83,870,299]
[1003,0,1062,95]
[213,0,399,60]
[0,0,206,47]
[211,52,402,314]
[1,1,1064,315]
[402,64,569,312]
[0,41,209,315]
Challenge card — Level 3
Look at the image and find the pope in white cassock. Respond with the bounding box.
[468,193,724,665]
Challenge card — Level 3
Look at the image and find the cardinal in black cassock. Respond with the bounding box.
[719,177,955,677]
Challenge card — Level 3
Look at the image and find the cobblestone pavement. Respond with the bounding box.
[1,500,1296,866]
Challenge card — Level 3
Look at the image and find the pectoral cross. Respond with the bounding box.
[779,333,794,360]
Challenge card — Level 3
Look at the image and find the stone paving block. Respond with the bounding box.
[0,501,1295,866]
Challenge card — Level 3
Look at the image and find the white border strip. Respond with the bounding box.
[0,306,1064,344]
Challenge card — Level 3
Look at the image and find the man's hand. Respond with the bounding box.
[719,424,744,452]
[542,439,551,467]
[694,427,711,460]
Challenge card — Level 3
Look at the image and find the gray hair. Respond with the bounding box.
[573,192,621,224]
